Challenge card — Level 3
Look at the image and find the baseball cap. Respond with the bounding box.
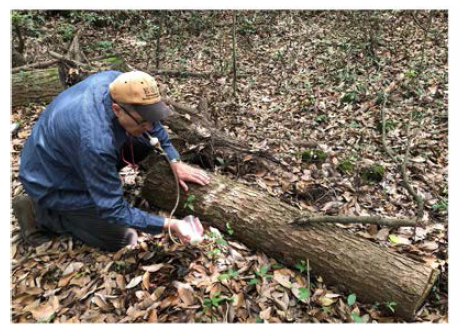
[109,71,172,122]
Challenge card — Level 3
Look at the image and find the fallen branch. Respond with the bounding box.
[381,94,425,220]
[12,60,59,73]
[150,69,249,79]
[11,54,118,74]
[291,215,421,228]
[48,50,92,70]
[401,114,424,219]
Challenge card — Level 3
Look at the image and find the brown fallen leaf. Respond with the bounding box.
[142,271,150,290]
[116,274,126,290]
[260,306,272,320]
[69,274,91,287]
[62,262,84,276]
[147,308,158,322]
[30,295,60,322]
[375,228,390,241]
[317,295,337,307]
[174,281,195,307]
[151,286,166,302]
[232,293,245,309]
[141,263,165,273]
[126,275,143,289]
[273,270,292,288]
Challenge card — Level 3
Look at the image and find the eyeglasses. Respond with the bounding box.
[116,103,149,126]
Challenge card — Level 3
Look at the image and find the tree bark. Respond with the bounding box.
[12,68,64,107]
[141,156,438,320]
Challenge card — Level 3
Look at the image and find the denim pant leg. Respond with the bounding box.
[35,205,138,252]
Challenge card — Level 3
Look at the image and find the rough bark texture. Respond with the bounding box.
[12,68,63,107]
[141,156,438,320]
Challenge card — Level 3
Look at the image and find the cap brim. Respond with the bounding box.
[121,101,172,122]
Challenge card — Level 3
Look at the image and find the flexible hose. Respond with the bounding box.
[144,132,181,244]
[161,151,182,245]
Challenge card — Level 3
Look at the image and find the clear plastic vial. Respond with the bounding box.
[184,215,203,246]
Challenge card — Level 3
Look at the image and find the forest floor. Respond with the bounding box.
[11,10,448,323]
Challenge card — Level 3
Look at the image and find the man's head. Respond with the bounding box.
[109,71,172,137]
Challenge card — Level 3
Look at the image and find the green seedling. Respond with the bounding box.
[347,294,357,306]
[360,164,385,183]
[218,268,239,281]
[295,260,308,274]
[385,301,397,313]
[315,114,328,123]
[298,287,310,301]
[184,194,195,211]
[338,160,355,174]
[432,198,448,212]
[225,222,234,235]
[351,312,363,323]
[203,292,234,314]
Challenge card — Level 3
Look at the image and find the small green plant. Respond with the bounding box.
[338,160,355,174]
[237,16,258,35]
[218,268,239,281]
[404,70,417,78]
[360,164,385,183]
[203,292,234,315]
[298,287,310,301]
[340,91,358,104]
[295,260,308,274]
[206,248,222,258]
[385,301,397,313]
[432,198,448,212]
[184,194,195,211]
[249,264,274,285]
[315,114,328,123]
[348,121,361,128]
[376,120,396,131]
[271,263,285,270]
[57,23,75,41]
[225,222,234,235]
[350,312,363,323]
[301,149,328,163]
[255,265,273,280]
[347,293,363,322]
[347,294,357,306]
[94,40,113,51]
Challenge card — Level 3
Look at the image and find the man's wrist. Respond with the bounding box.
[170,158,180,164]
[163,217,178,231]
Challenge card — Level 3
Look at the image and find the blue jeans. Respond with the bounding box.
[35,204,138,252]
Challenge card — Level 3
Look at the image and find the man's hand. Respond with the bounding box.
[164,217,204,244]
[170,161,210,191]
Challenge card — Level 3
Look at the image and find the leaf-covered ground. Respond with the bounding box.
[11,10,448,323]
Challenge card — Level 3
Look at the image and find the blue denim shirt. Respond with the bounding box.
[19,71,180,235]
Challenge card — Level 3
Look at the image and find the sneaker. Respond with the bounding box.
[12,195,51,246]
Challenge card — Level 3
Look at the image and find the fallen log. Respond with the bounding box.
[12,68,63,107]
[141,156,438,320]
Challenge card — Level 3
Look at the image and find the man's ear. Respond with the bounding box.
[112,103,122,118]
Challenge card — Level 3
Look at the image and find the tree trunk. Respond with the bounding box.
[12,68,63,107]
[141,156,438,320]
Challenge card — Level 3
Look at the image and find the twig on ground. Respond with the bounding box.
[380,90,425,237]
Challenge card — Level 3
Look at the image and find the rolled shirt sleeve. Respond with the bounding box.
[137,122,180,161]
